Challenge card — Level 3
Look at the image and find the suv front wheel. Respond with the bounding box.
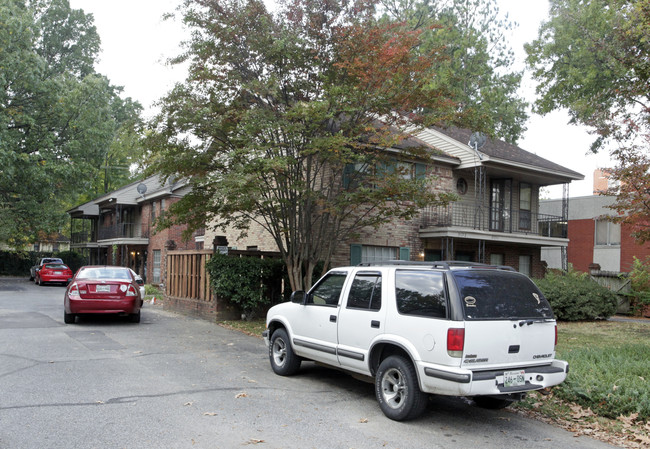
[375,355,428,421]
[269,328,301,376]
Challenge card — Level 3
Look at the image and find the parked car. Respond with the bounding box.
[35,263,73,286]
[30,257,64,281]
[263,261,568,421]
[64,265,143,324]
[129,269,146,299]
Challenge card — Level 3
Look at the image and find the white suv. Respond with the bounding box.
[263,261,568,420]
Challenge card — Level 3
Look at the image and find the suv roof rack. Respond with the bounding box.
[357,260,516,271]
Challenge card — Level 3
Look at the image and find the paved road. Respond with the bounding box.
[0,278,616,449]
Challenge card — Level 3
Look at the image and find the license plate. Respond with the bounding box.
[54,271,62,275]
[503,370,525,387]
[96,285,111,292]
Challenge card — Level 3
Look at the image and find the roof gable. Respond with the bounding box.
[415,126,584,182]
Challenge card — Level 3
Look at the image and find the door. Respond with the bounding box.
[337,270,386,374]
[290,271,348,367]
[490,180,505,231]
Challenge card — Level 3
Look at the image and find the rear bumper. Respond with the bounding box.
[67,297,140,315]
[417,359,569,397]
[40,275,72,284]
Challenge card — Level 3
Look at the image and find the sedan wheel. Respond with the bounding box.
[64,312,75,324]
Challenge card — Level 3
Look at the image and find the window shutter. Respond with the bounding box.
[350,244,362,265]
[399,247,410,261]
[343,164,354,189]
[415,163,426,180]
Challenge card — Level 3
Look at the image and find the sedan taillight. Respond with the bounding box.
[126,285,137,297]
[68,283,80,296]
[447,328,465,358]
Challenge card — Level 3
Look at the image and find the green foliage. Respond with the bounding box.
[144,284,163,297]
[535,269,618,320]
[556,343,650,420]
[525,0,649,151]
[206,254,287,318]
[628,256,650,314]
[382,0,528,143]
[56,250,85,273]
[0,0,143,246]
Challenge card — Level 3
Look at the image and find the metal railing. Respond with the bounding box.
[421,203,567,238]
[98,222,145,240]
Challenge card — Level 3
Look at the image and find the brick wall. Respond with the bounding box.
[567,218,595,272]
[620,223,650,271]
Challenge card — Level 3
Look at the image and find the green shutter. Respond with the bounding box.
[350,244,362,265]
[399,247,410,261]
[343,164,354,189]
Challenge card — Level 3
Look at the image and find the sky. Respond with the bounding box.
[67,0,614,198]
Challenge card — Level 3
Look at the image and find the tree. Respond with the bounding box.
[0,0,143,245]
[381,0,528,143]
[148,0,471,291]
[525,0,650,242]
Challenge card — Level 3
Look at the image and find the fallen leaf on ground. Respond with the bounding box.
[359,418,368,423]
[203,412,217,416]
[236,392,248,398]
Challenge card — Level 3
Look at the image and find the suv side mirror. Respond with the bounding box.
[290,291,305,304]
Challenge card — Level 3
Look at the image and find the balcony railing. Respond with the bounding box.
[98,223,146,240]
[421,203,567,238]
[71,231,96,244]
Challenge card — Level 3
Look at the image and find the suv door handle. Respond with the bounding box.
[371,320,380,328]
[330,315,337,323]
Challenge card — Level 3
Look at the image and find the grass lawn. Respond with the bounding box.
[220,318,649,447]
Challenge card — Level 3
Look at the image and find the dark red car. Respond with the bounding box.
[35,263,73,286]
[64,266,143,324]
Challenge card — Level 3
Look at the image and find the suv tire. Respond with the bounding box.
[375,355,428,421]
[269,328,301,376]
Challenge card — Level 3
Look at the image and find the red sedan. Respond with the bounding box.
[35,263,73,286]
[64,266,143,324]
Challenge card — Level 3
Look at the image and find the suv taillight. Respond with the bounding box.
[447,328,465,357]
[555,324,558,347]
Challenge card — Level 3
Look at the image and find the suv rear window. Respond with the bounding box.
[452,270,553,320]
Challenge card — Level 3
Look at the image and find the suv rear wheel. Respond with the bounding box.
[269,328,301,376]
[375,355,428,421]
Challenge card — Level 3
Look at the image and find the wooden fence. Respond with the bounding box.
[164,249,282,321]
[167,250,214,302]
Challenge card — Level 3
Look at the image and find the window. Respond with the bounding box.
[518,255,532,276]
[343,160,426,189]
[595,219,621,245]
[395,271,447,318]
[519,183,532,230]
[308,273,347,306]
[362,245,398,263]
[489,253,504,265]
[152,249,161,283]
[453,270,552,320]
[151,202,156,222]
[456,178,468,195]
[347,272,382,310]
[160,199,166,219]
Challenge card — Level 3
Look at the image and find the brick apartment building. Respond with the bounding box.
[205,126,584,278]
[68,176,203,284]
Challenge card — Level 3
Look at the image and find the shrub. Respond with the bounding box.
[535,269,618,321]
[628,256,650,315]
[206,253,287,319]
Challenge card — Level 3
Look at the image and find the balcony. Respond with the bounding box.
[71,231,96,244]
[98,223,147,241]
[420,203,567,238]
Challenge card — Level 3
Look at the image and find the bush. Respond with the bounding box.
[535,269,618,321]
[628,256,650,315]
[206,253,287,319]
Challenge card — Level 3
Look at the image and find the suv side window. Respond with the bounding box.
[347,272,382,310]
[395,270,447,318]
[308,272,347,306]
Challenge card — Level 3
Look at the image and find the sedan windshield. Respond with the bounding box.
[452,270,553,320]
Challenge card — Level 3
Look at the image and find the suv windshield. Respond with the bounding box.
[452,270,553,320]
